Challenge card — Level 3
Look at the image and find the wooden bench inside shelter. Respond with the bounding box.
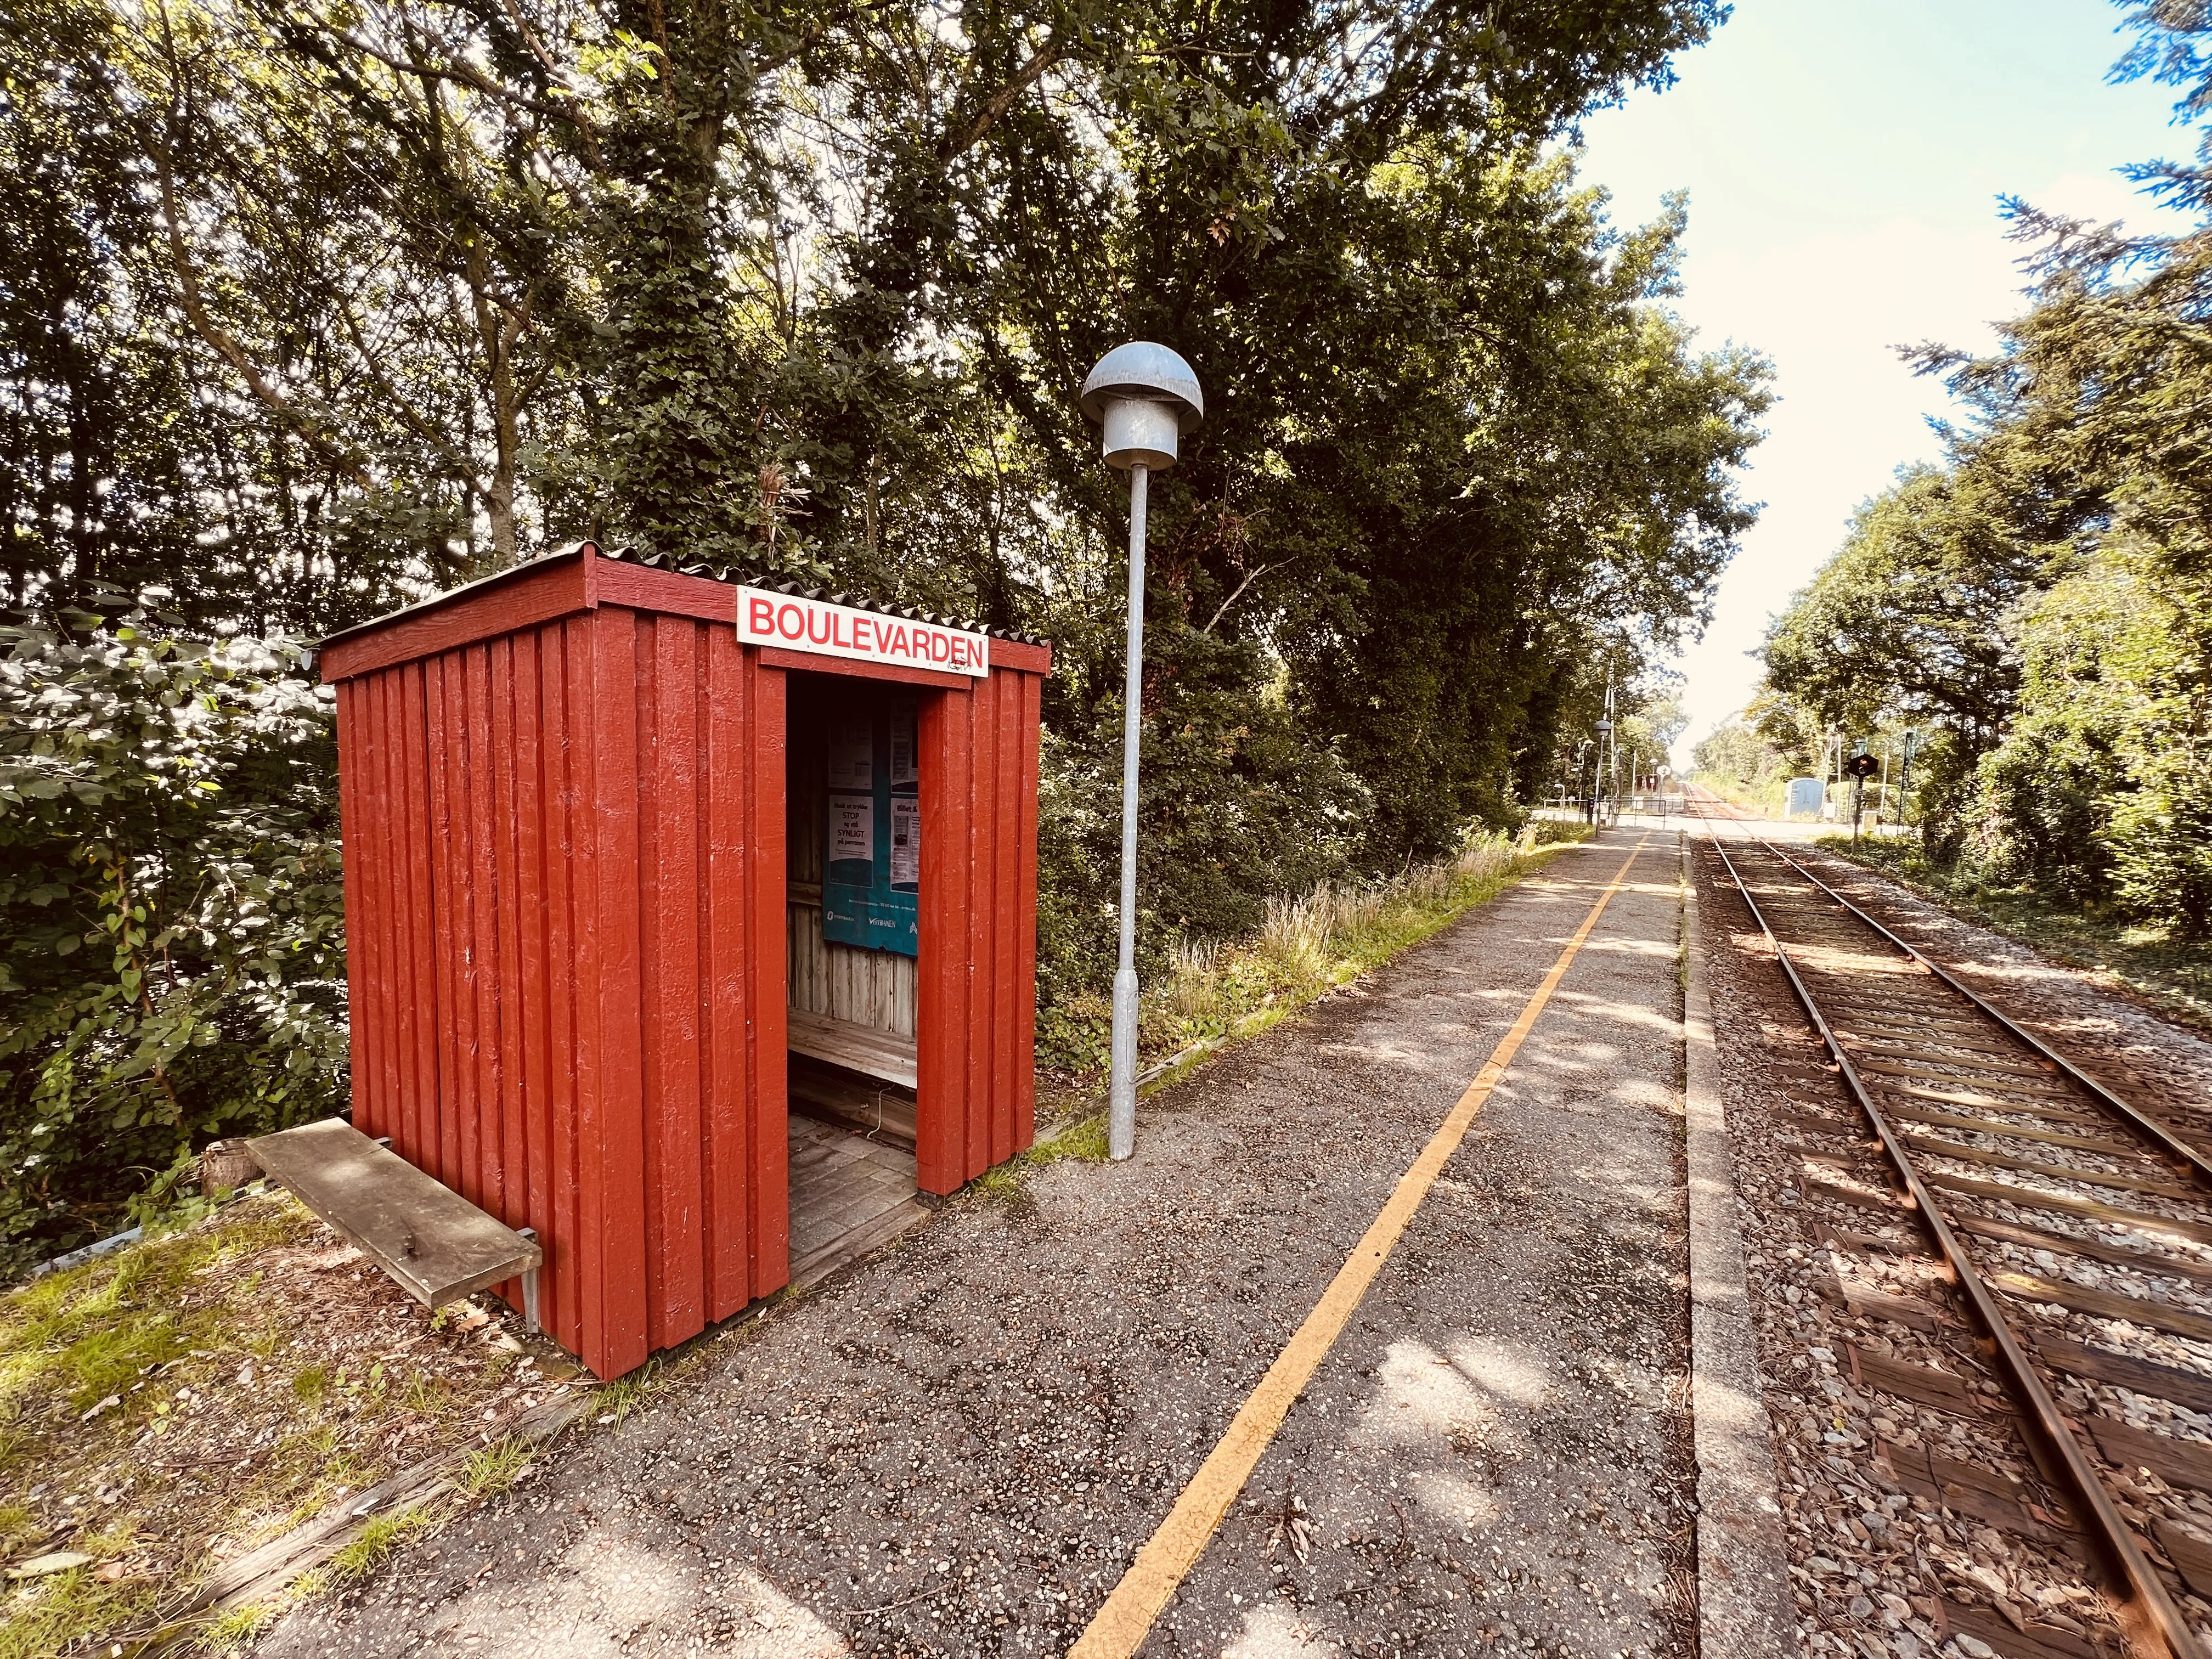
[246,1118,544,1333]
[788,1052,919,1150]
[786,1007,919,1090]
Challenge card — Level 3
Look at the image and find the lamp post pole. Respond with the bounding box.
[1108,461,1149,1159]
[1602,676,1617,826]
[1595,716,1613,828]
[1899,727,1919,837]
[1080,343,1204,1164]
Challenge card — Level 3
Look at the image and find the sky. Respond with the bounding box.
[1572,0,2199,763]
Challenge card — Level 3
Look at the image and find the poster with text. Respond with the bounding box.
[890,797,919,888]
[888,704,917,786]
[830,793,874,865]
[829,717,873,792]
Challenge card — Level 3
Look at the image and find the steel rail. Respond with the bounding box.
[1747,833,2212,1190]
[1702,820,2201,1659]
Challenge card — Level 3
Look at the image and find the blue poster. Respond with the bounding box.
[822,696,919,956]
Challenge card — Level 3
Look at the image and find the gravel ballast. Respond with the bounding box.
[1781,841,2212,1154]
[1693,822,2212,1659]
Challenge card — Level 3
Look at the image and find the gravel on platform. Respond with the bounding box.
[243,832,1696,1659]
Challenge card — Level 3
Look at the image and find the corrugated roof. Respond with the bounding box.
[595,544,1047,646]
[318,541,1048,651]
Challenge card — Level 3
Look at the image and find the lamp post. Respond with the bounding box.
[1899,727,1919,835]
[1594,716,1613,827]
[1080,342,1204,1164]
[1601,675,1617,826]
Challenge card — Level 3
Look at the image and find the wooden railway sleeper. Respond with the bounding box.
[1755,837,2212,1192]
[1707,828,2206,1659]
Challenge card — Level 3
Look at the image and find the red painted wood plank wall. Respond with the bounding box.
[326,547,1046,1378]
[916,665,1041,1193]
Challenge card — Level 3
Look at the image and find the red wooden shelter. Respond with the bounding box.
[318,543,1050,1379]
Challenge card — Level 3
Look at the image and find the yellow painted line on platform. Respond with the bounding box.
[1067,832,1655,1659]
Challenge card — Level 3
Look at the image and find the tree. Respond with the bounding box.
[2,0,236,624]
[1694,717,1780,792]
[1754,3,2212,929]
[1761,465,2051,747]
[0,602,346,1270]
[1,0,1767,1248]
[1250,158,1768,856]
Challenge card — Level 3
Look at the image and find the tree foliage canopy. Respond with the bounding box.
[1758,0,2212,934]
[1,0,1767,1257]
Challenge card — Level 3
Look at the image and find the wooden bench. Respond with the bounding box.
[786,1007,919,1090]
[246,1118,543,1333]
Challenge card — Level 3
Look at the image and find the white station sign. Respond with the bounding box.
[736,587,990,678]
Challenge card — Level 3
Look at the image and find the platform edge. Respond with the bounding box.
[1682,830,1803,1657]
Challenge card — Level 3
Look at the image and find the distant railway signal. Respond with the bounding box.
[1899,729,1920,836]
[1843,749,1879,843]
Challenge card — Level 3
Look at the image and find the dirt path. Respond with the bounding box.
[249,830,1693,1659]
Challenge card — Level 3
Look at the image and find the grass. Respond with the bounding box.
[197,1600,276,1652]
[1141,825,1585,1061]
[1,1213,286,1419]
[1042,1113,1111,1163]
[589,1360,664,1430]
[457,1435,535,1498]
[0,1189,565,1658]
[0,1560,148,1659]
[324,1504,435,1583]
[972,1113,1116,1197]
[1813,834,2212,1035]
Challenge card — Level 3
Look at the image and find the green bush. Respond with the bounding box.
[1963,562,2129,904]
[2094,555,2212,938]
[0,598,346,1271]
[1966,550,2212,935]
[1029,643,1371,1068]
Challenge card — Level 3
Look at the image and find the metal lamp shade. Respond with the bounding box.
[1081,342,1204,471]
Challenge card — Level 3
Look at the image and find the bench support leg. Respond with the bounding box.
[515,1227,543,1336]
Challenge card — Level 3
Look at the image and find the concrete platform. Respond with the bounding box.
[246,829,1713,1659]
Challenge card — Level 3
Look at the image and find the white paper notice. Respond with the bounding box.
[828,717,872,792]
[830,793,874,864]
[890,797,919,887]
[888,706,917,785]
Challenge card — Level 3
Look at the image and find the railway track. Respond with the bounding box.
[1697,817,2212,1659]
[1681,779,1745,818]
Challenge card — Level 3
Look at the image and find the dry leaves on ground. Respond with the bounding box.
[0,1187,573,1658]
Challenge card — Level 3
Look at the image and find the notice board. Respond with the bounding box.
[822,694,921,956]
